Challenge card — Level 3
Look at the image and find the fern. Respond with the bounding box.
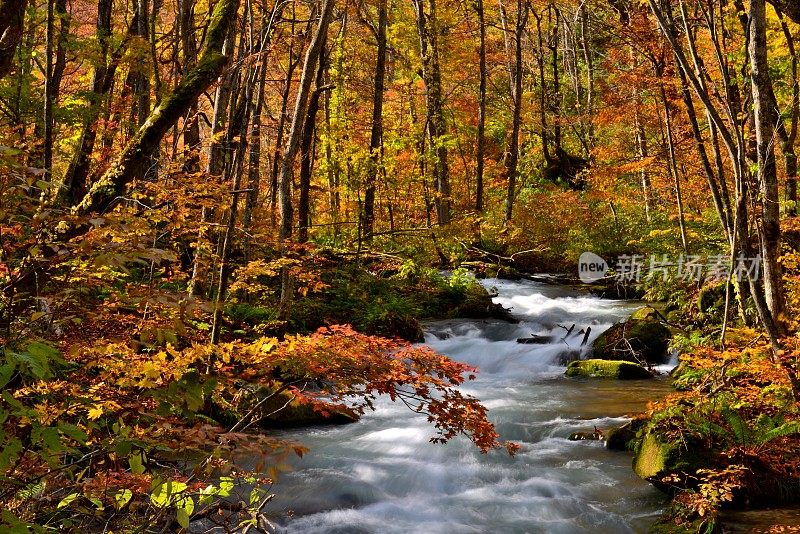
[722,407,751,445]
[760,421,800,444]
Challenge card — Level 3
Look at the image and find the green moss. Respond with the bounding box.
[633,433,671,479]
[631,306,662,321]
[565,359,653,379]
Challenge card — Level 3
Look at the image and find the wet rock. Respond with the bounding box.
[428,330,452,340]
[453,285,518,322]
[605,422,639,451]
[565,359,654,379]
[569,430,603,441]
[592,319,671,365]
[369,311,425,342]
[555,349,582,365]
[516,334,554,344]
[632,432,708,493]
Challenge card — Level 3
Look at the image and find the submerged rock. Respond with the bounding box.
[569,430,603,441]
[565,359,654,379]
[516,334,554,344]
[555,349,582,365]
[592,318,671,364]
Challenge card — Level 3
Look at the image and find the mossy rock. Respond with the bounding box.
[452,284,517,322]
[366,311,425,342]
[592,319,671,364]
[607,415,649,451]
[606,425,637,451]
[631,306,662,321]
[649,513,711,533]
[565,359,654,379]
[633,432,709,493]
[235,387,359,429]
[633,433,674,481]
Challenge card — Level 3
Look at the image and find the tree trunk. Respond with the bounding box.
[749,0,785,324]
[659,83,689,253]
[43,0,55,177]
[0,0,27,81]
[298,44,328,243]
[504,0,528,222]
[244,2,284,257]
[270,26,300,211]
[413,0,451,225]
[73,0,241,216]
[778,11,798,216]
[180,0,201,171]
[362,0,387,241]
[278,0,335,242]
[475,0,486,213]
[59,0,117,207]
[579,5,595,151]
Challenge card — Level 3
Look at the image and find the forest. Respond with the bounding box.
[2,0,800,531]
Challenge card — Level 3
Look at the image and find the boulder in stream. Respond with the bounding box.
[592,317,671,365]
[605,419,644,451]
[568,430,603,441]
[565,359,654,379]
[228,386,359,429]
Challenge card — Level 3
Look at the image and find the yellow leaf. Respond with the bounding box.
[87,406,104,420]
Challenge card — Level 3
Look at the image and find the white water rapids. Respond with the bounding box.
[268,278,672,533]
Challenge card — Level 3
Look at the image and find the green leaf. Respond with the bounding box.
[217,476,234,497]
[722,407,751,445]
[176,507,190,528]
[761,421,800,443]
[0,438,22,471]
[129,451,146,475]
[114,489,133,510]
[0,365,14,388]
[0,510,34,533]
[249,487,267,506]
[57,492,80,509]
[41,426,62,452]
[178,495,195,516]
[58,423,88,445]
[150,480,187,508]
[197,485,218,506]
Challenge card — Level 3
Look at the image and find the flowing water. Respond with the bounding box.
[269,279,673,533]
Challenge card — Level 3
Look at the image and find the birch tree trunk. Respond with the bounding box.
[749,0,785,324]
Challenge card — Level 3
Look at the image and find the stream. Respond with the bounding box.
[269,278,674,533]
